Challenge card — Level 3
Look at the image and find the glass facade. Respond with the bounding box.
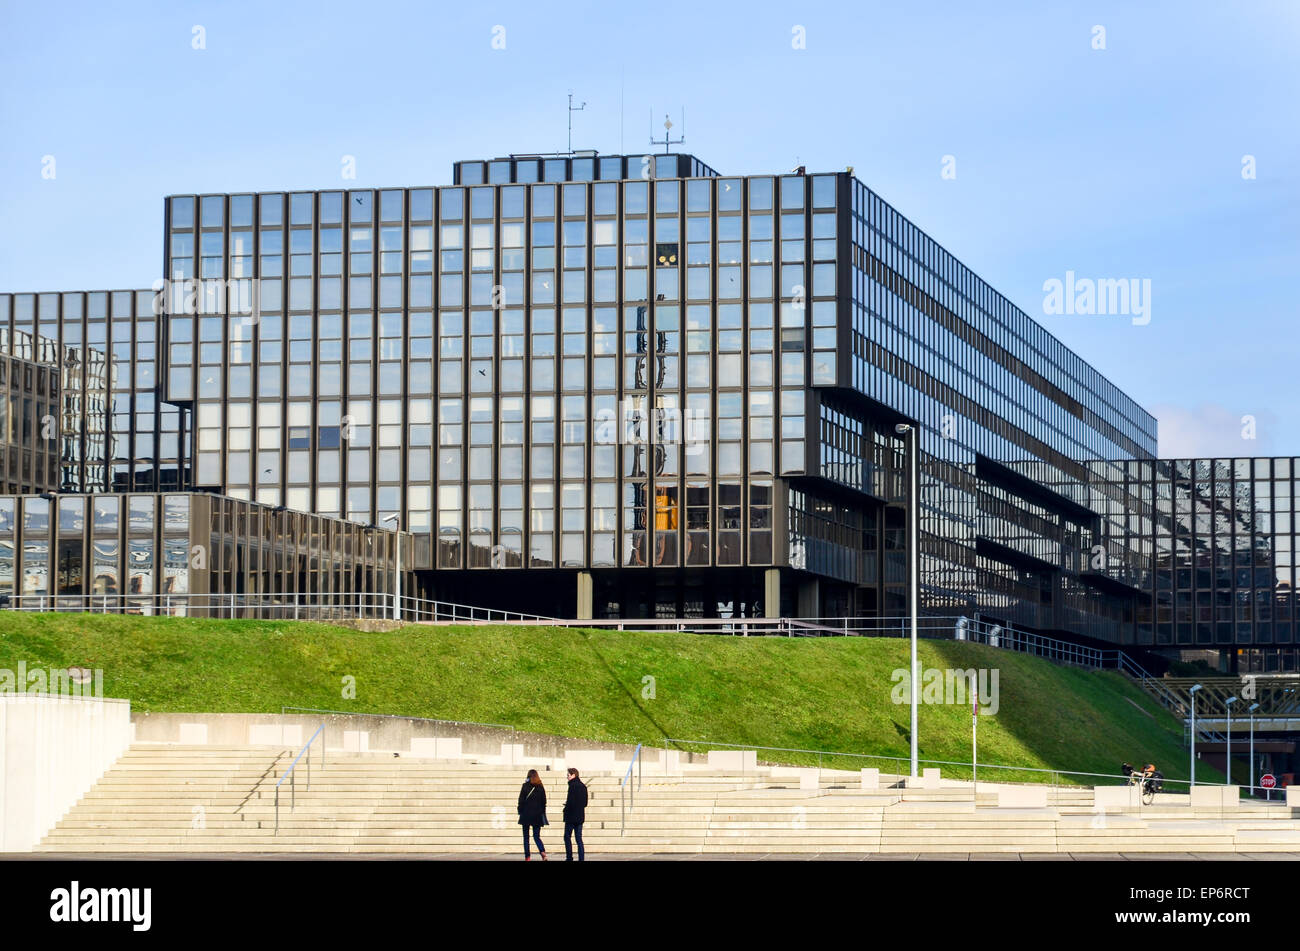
[0,290,182,493]
[160,159,839,617]
[1089,457,1300,669]
[4,149,1298,659]
[0,338,61,494]
[0,491,406,615]
[843,178,1157,639]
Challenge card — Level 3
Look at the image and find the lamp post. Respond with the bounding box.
[1248,701,1260,794]
[382,513,400,622]
[1189,683,1202,786]
[1224,695,1239,786]
[894,421,919,779]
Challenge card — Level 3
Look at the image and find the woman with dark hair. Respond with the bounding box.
[517,768,549,860]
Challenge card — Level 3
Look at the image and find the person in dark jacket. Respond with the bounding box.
[517,769,548,860]
[562,767,589,862]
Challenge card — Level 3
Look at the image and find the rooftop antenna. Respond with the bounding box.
[567,92,587,154]
[650,108,685,155]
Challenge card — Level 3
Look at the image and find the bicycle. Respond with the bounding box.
[1118,763,1170,800]
[1122,762,1163,805]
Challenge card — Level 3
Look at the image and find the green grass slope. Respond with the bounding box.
[0,613,1217,785]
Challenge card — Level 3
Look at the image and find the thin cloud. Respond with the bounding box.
[1153,403,1277,459]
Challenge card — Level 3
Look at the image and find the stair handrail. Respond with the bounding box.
[274,722,325,835]
[620,743,643,836]
[281,705,513,731]
[661,737,1239,793]
[1112,651,1186,714]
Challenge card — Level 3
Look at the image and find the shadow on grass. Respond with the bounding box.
[572,628,675,746]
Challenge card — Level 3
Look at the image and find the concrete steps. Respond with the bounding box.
[34,744,1300,855]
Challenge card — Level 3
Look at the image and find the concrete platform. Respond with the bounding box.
[10,851,1300,861]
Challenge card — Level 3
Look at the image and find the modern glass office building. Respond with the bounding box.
[0,491,406,616]
[153,151,1165,627]
[844,178,1160,644]
[1090,457,1300,668]
[0,336,62,495]
[5,148,1298,669]
[0,293,404,612]
[0,290,183,493]
[158,155,843,618]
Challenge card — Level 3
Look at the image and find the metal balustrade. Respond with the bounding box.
[274,722,325,835]
[2,591,554,624]
[5,593,1187,719]
[619,743,643,836]
[4,593,1152,680]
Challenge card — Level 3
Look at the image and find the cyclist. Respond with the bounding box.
[1140,763,1163,803]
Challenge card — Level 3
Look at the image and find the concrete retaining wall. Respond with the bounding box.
[1093,785,1140,810]
[1,695,133,852]
[1190,785,1240,809]
[905,768,941,789]
[707,750,757,772]
[996,786,1048,808]
[129,711,659,774]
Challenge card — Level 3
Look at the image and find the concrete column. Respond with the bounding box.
[797,578,820,619]
[764,568,781,618]
[576,571,593,621]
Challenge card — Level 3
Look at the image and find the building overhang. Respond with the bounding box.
[782,472,889,507]
[1078,570,1146,599]
[975,535,1058,576]
[976,454,1099,528]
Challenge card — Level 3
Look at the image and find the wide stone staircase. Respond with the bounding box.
[35,744,1300,855]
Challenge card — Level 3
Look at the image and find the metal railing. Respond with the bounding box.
[432,615,850,636]
[958,620,1107,667]
[274,722,325,834]
[1185,721,1226,744]
[0,592,1152,677]
[665,736,1114,795]
[3,591,554,624]
[1239,781,1289,803]
[1108,650,1186,715]
[278,705,522,763]
[661,737,1258,806]
[1166,676,1300,718]
[5,591,1206,740]
[280,705,513,732]
[404,596,554,623]
[619,743,643,835]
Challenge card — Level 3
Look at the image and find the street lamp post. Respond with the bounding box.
[382,513,400,622]
[894,422,919,779]
[1225,695,1239,786]
[1248,701,1260,794]
[1189,683,1202,786]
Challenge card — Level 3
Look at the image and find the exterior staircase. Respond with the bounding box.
[33,744,1300,855]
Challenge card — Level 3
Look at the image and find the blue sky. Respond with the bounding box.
[1,0,1296,458]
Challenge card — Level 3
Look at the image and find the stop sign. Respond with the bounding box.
[1261,774,1277,789]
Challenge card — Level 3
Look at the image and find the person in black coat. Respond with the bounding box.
[517,769,548,860]
[562,767,589,862]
